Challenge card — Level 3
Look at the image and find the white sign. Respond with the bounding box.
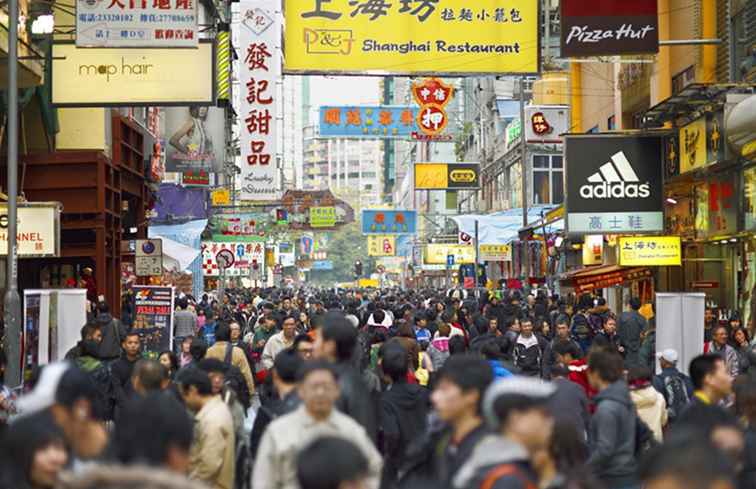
[76,0,198,48]
[524,106,569,144]
[202,242,265,277]
[0,204,60,257]
[216,249,235,269]
[135,239,163,276]
[238,0,280,201]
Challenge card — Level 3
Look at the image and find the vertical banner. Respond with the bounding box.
[238,0,280,200]
[132,286,175,354]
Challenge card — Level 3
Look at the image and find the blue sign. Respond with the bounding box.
[362,210,417,235]
[320,106,420,139]
[312,260,334,271]
[447,254,455,267]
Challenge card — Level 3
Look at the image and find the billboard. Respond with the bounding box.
[424,244,475,265]
[0,203,60,257]
[414,163,480,190]
[284,0,540,75]
[320,106,419,138]
[52,42,215,107]
[368,235,396,257]
[310,207,337,228]
[618,237,682,266]
[565,135,664,234]
[362,210,417,235]
[76,0,197,48]
[165,107,225,172]
[238,0,280,201]
[524,106,569,144]
[561,0,659,57]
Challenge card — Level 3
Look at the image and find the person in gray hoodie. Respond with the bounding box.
[586,349,640,489]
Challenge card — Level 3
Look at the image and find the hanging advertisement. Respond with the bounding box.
[582,235,603,265]
[424,244,475,265]
[524,106,569,144]
[695,171,738,239]
[565,135,664,234]
[76,0,197,48]
[560,0,659,57]
[679,112,726,175]
[164,107,226,172]
[310,207,337,228]
[132,286,174,354]
[414,163,480,190]
[362,210,417,235]
[284,0,539,75]
[479,244,512,262]
[618,236,682,266]
[238,0,280,201]
[368,235,396,257]
[413,78,454,137]
[52,42,215,107]
[201,241,265,276]
[211,188,231,206]
[320,106,420,138]
[0,203,60,257]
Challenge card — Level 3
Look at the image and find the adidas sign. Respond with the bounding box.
[579,151,651,199]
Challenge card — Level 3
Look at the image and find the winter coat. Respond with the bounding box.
[488,360,513,379]
[511,334,547,377]
[570,313,593,353]
[189,396,236,489]
[95,313,127,360]
[453,435,537,489]
[335,362,379,443]
[630,384,667,442]
[428,336,451,369]
[638,329,656,370]
[587,381,638,489]
[549,377,590,439]
[617,310,647,368]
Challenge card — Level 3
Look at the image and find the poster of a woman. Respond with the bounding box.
[165,106,224,172]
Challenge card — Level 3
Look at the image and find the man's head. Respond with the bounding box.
[553,340,581,365]
[177,297,189,310]
[629,297,642,311]
[431,354,494,424]
[315,315,357,363]
[603,317,617,335]
[272,349,303,389]
[712,325,729,347]
[520,317,533,337]
[214,322,232,342]
[297,361,340,420]
[282,315,297,340]
[587,349,624,390]
[197,358,228,395]
[657,348,678,370]
[229,321,242,343]
[690,354,733,402]
[131,359,165,396]
[96,301,109,314]
[282,298,292,310]
[555,318,569,340]
[488,317,498,333]
[189,337,208,362]
[380,341,409,384]
[263,315,278,332]
[122,333,141,360]
[80,323,103,343]
[293,333,315,359]
[176,367,213,413]
[51,365,107,458]
[705,308,715,324]
[296,437,369,489]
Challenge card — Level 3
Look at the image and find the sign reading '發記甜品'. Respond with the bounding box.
[284,0,539,75]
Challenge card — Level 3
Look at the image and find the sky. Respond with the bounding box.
[309,75,382,107]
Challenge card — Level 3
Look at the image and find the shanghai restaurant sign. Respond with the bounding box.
[284,0,539,75]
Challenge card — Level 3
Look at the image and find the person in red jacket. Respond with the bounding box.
[553,340,598,400]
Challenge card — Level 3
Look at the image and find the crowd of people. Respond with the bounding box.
[1,286,755,489]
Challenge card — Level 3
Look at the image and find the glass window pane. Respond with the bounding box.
[552,155,563,168]
[533,155,549,168]
[533,171,550,204]
[552,171,564,205]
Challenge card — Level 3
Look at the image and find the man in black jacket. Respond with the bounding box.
[618,297,647,369]
[95,301,128,361]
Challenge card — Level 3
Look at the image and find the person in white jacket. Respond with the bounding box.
[629,366,668,442]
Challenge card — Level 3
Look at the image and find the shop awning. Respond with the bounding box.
[155,236,201,272]
[561,265,653,294]
[451,205,556,245]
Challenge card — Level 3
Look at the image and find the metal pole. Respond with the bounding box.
[474,219,480,288]
[519,77,528,229]
[658,38,722,45]
[4,0,21,388]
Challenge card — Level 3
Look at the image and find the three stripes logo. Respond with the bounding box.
[579,151,651,199]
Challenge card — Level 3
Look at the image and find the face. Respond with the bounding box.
[88,329,103,344]
[418,318,428,329]
[230,323,241,342]
[708,359,733,398]
[159,353,172,371]
[283,299,291,310]
[541,323,550,336]
[489,319,498,331]
[735,329,747,344]
[505,407,554,453]
[264,319,277,331]
[182,338,192,354]
[283,319,297,339]
[300,312,308,324]
[431,378,478,423]
[556,323,569,339]
[297,339,314,359]
[713,327,728,346]
[123,335,141,358]
[705,309,715,323]
[299,370,339,418]
[511,319,521,332]
[208,372,225,395]
[180,385,203,412]
[604,319,617,335]
[29,440,68,489]
[521,321,533,336]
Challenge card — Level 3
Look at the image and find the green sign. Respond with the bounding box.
[506,118,522,149]
[310,207,337,228]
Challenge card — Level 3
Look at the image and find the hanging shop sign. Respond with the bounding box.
[76,0,197,48]
[284,0,539,75]
[560,0,659,57]
[664,133,680,178]
[135,239,164,277]
[524,106,569,144]
[582,235,603,265]
[565,135,664,234]
[505,118,522,150]
[412,78,454,137]
[479,244,512,262]
[165,107,226,173]
[51,42,214,107]
[310,207,337,228]
[320,106,420,138]
[362,210,417,235]
[312,260,334,271]
[211,188,231,206]
[0,203,61,257]
[425,244,475,265]
[744,166,756,231]
[695,171,738,239]
[238,0,280,201]
[182,170,210,186]
[679,112,726,174]
[414,163,480,190]
[618,236,682,266]
[201,241,265,277]
[133,286,174,353]
[368,235,396,257]
[573,267,653,294]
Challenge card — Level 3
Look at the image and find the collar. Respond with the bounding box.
[299,405,337,428]
[694,391,712,405]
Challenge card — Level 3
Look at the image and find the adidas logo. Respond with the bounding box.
[579,151,651,199]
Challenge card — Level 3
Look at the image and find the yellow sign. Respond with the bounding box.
[415,164,448,189]
[583,235,603,266]
[358,278,380,288]
[368,235,396,257]
[618,236,682,266]
[414,163,480,190]
[479,244,512,262]
[211,189,230,206]
[310,207,337,228]
[679,117,707,174]
[284,0,539,75]
[52,42,215,106]
[425,244,475,264]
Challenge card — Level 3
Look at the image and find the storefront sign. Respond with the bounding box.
[583,235,603,265]
[284,0,539,75]
[362,210,417,235]
[695,172,737,239]
[479,244,512,262]
[565,135,664,234]
[312,260,334,271]
[182,170,210,186]
[0,203,60,257]
[524,106,569,144]
[505,118,522,149]
[414,163,480,190]
[368,235,396,257]
[413,78,454,137]
[165,107,226,172]
[664,133,680,178]
[561,0,659,57]
[618,236,682,266]
[201,241,265,277]
[744,166,756,231]
[425,244,475,265]
[320,106,420,138]
[573,267,653,294]
[52,42,215,107]
[211,188,231,206]
[135,239,164,276]
[239,0,280,201]
[310,207,337,228]
[133,286,174,353]
[679,112,726,174]
[76,0,197,48]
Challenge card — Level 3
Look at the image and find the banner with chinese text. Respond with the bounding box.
[618,237,682,266]
[320,106,419,138]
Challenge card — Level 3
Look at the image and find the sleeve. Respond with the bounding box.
[379,400,401,459]
[659,393,668,428]
[261,338,276,370]
[235,347,256,394]
[355,426,384,489]
[190,421,226,483]
[587,405,619,471]
[252,427,279,489]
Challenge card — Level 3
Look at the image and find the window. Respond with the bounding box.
[607,115,616,131]
[532,154,564,205]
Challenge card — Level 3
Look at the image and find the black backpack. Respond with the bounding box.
[663,374,691,422]
[224,344,251,410]
[89,363,116,421]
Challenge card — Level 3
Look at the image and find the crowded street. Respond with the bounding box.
[1,1,756,489]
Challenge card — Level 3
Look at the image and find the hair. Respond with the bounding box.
[273,349,304,384]
[381,341,409,383]
[555,316,569,327]
[372,309,386,324]
[80,322,101,341]
[441,310,456,324]
[321,316,358,362]
[550,363,570,378]
[133,360,164,393]
[293,333,313,350]
[491,394,551,430]
[197,358,228,375]
[690,354,724,390]
[189,337,208,362]
[55,366,103,419]
[629,297,642,310]
[0,410,66,488]
[175,367,212,396]
[449,335,467,355]
[587,349,624,383]
[628,366,653,383]
[553,339,582,359]
[480,342,502,361]
[438,323,452,337]
[296,360,338,383]
[214,322,231,342]
[96,301,110,314]
[0,348,5,368]
[113,393,193,468]
[296,437,369,489]
[436,354,494,414]
[159,351,179,373]
[124,331,141,341]
[177,297,189,309]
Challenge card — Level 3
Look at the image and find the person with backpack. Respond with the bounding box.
[95,301,128,361]
[652,348,693,425]
[511,317,548,378]
[205,322,255,405]
[571,297,594,354]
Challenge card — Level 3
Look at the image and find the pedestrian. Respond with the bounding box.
[95,301,128,361]
[179,336,195,368]
[261,315,297,370]
[533,419,601,489]
[159,351,179,380]
[252,361,382,489]
[652,348,693,424]
[64,323,103,361]
[173,297,198,354]
[511,317,548,378]
[111,332,142,416]
[296,437,371,489]
[676,354,734,425]
[292,333,314,360]
[427,322,452,369]
[596,317,626,358]
[131,359,165,397]
[731,326,752,374]
[706,325,740,379]
[735,378,756,488]
[0,350,17,430]
[205,322,255,398]
[628,366,667,442]
[617,297,647,369]
[543,317,582,380]
[548,363,590,441]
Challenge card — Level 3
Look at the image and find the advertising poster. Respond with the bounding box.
[320,106,420,138]
[165,107,226,172]
[414,163,480,190]
[368,235,396,257]
[310,207,337,228]
[132,286,174,354]
[362,210,417,235]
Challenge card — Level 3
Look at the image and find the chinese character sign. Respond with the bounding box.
[362,210,417,235]
[368,235,396,257]
[310,207,337,228]
[320,106,420,138]
[413,78,453,137]
[132,286,174,353]
[76,0,198,47]
[618,236,682,266]
[285,0,539,75]
[201,241,265,276]
[238,0,280,201]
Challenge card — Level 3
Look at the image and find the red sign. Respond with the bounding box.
[531,112,552,136]
[411,78,454,137]
[691,281,719,289]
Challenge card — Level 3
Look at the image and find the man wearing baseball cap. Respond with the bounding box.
[652,349,694,424]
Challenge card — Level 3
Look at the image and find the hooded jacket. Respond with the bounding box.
[336,362,379,443]
[587,381,638,488]
[453,435,537,489]
[630,384,667,442]
[96,312,127,360]
[428,336,451,369]
[618,310,647,368]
